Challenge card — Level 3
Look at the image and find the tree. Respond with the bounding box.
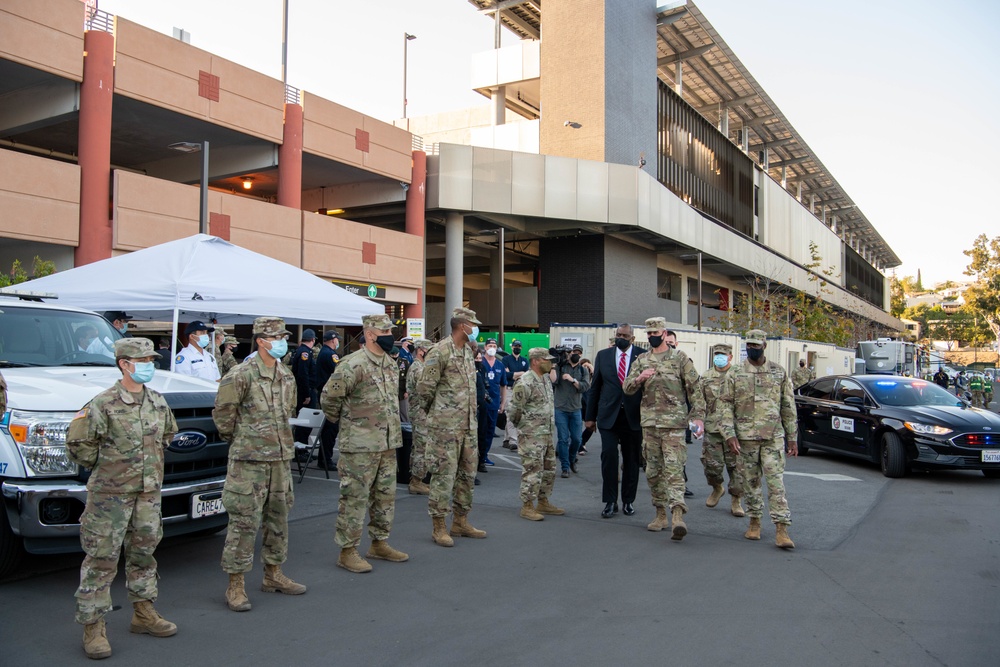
[0,256,57,288]
[915,268,923,292]
[963,234,1000,350]
[889,276,906,318]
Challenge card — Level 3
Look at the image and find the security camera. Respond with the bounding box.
[400,182,410,192]
[564,120,571,127]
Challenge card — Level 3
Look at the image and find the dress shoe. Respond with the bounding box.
[570,460,578,473]
[623,502,635,516]
[474,477,481,486]
[477,463,488,473]
[684,487,694,497]
[561,469,570,478]
[601,502,618,519]
[578,446,588,455]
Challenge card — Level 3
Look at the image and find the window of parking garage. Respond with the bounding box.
[844,246,885,309]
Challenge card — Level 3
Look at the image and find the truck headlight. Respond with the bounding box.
[904,421,953,436]
[7,410,79,476]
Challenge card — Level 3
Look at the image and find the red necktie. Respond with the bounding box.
[618,350,627,384]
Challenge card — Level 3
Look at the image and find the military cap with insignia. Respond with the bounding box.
[253,316,291,337]
[744,329,767,345]
[361,313,394,330]
[452,306,482,325]
[114,337,157,359]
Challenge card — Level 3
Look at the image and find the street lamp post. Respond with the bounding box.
[403,33,416,119]
[168,140,209,234]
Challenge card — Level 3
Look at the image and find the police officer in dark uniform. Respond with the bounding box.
[291,329,317,445]
[316,331,341,468]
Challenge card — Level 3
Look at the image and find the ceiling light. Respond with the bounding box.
[242,177,254,190]
[325,208,345,215]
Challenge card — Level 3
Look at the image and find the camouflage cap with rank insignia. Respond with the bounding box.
[114,337,157,359]
[452,306,482,325]
[744,329,767,345]
[224,335,239,346]
[414,338,433,350]
[644,316,668,330]
[529,347,556,361]
[361,313,393,330]
[253,316,291,337]
[712,343,733,354]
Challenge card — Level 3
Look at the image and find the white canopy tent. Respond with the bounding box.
[1,234,380,366]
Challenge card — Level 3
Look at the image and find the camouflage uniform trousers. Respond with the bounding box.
[75,491,162,625]
[971,390,984,408]
[701,431,745,497]
[335,449,397,549]
[643,427,688,512]
[410,415,428,480]
[425,428,477,518]
[738,436,791,525]
[518,435,556,503]
[221,459,294,573]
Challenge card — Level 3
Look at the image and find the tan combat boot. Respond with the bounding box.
[647,507,669,532]
[432,516,455,547]
[450,513,488,538]
[745,517,761,540]
[225,573,252,612]
[775,523,795,549]
[731,496,746,517]
[536,497,565,516]
[670,507,688,541]
[367,540,409,562]
[706,484,725,508]
[262,564,307,594]
[520,501,544,521]
[82,617,112,660]
[337,547,373,573]
[408,477,430,495]
[129,600,177,637]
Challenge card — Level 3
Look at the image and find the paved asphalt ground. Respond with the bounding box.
[2,430,998,666]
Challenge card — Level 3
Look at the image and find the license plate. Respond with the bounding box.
[191,491,226,518]
[982,450,1000,463]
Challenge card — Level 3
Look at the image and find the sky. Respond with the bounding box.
[96,0,1000,287]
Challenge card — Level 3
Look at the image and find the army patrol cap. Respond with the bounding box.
[361,313,393,330]
[452,306,482,325]
[644,316,668,330]
[253,316,291,337]
[114,337,157,359]
[745,329,767,345]
[224,335,239,346]
[712,343,733,354]
[414,338,433,350]
[529,347,556,361]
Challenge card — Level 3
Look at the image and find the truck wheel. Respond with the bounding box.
[0,505,24,579]
[880,432,907,478]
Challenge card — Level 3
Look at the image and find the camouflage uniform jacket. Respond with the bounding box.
[791,367,813,388]
[405,358,426,426]
[700,365,731,435]
[65,381,178,494]
[507,369,556,437]
[718,359,797,442]
[0,371,6,414]
[213,353,296,461]
[412,336,477,432]
[622,348,705,428]
[218,350,238,378]
[320,347,401,453]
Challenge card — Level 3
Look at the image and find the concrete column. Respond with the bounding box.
[810,194,816,214]
[796,181,802,202]
[445,212,464,319]
[822,204,828,225]
[831,215,838,233]
[781,166,787,188]
[490,86,506,126]
[679,275,690,325]
[719,106,729,136]
[277,102,303,211]
[675,61,683,96]
[76,29,115,266]
[404,151,427,321]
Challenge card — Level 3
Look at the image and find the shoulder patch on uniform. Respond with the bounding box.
[175,355,184,363]
[332,354,340,362]
[301,352,310,360]
[72,408,88,420]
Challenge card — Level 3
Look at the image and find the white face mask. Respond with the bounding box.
[486,347,497,357]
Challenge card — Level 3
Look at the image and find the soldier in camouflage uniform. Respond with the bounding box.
[622,318,705,540]
[405,338,433,495]
[321,313,408,574]
[508,348,564,520]
[719,329,798,549]
[217,335,239,378]
[411,307,487,546]
[65,338,179,660]
[700,343,746,517]
[791,360,814,390]
[214,317,306,612]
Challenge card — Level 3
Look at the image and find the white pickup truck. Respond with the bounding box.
[0,294,229,578]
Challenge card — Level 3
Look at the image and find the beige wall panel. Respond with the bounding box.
[209,56,283,142]
[303,122,364,166]
[363,143,412,182]
[0,0,83,81]
[114,54,210,117]
[369,257,422,287]
[368,227,422,263]
[363,116,412,157]
[113,172,199,250]
[228,228,299,266]
[472,148,512,214]
[0,151,78,245]
[543,155,577,220]
[510,151,545,217]
[303,243,368,282]
[383,286,418,305]
[576,160,609,223]
[219,196,300,241]
[307,216,369,250]
[305,94,365,136]
[116,19,211,80]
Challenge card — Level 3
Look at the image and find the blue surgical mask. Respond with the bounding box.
[118,323,129,335]
[197,334,210,348]
[713,354,729,368]
[266,339,288,359]
[130,361,155,384]
[468,325,480,340]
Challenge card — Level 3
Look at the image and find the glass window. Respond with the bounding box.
[800,377,837,400]
[836,378,867,402]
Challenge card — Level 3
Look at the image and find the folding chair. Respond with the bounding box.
[290,408,329,482]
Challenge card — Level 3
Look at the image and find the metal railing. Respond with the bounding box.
[285,84,301,105]
[85,8,114,33]
[411,134,424,152]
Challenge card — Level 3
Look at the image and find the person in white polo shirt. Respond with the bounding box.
[174,320,221,382]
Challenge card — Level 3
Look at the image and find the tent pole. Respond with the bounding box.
[170,307,180,372]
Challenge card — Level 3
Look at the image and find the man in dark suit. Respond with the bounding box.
[585,323,645,518]
[315,330,341,469]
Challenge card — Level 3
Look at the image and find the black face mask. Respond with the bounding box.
[648,335,663,349]
[746,347,764,362]
[375,335,395,353]
[512,346,522,355]
[570,354,581,364]
[475,361,485,372]
[615,337,631,351]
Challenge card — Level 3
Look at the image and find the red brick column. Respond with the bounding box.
[404,150,426,321]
